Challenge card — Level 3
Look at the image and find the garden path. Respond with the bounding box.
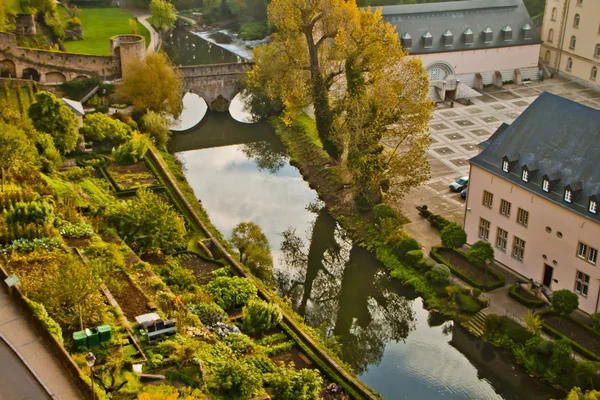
[130,9,160,52]
[0,285,83,399]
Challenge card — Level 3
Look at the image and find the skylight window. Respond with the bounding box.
[502,160,509,172]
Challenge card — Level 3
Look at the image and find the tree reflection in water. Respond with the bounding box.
[276,206,416,374]
[239,140,288,174]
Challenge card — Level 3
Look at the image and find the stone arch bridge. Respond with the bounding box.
[179,62,253,112]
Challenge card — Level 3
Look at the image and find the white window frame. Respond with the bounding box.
[517,208,529,227]
[577,241,597,265]
[570,36,576,49]
[502,160,509,172]
[542,179,550,192]
[592,67,597,81]
[512,236,525,261]
[479,218,491,241]
[522,169,529,182]
[589,247,598,265]
[500,199,511,217]
[483,191,494,209]
[590,200,597,214]
[595,44,600,58]
[496,227,508,251]
[565,189,572,203]
[578,242,588,259]
[575,271,589,297]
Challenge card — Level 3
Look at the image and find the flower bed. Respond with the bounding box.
[538,310,600,361]
[431,246,504,291]
[508,284,546,308]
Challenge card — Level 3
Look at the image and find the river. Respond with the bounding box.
[166,26,562,400]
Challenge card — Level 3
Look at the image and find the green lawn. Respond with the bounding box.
[0,87,33,111]
[63,8,151,56]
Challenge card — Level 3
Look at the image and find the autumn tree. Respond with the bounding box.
[0,123,36,191]
[28,91,79,154]
[80,112,132,144]
[150,0,177,31]
[142,110,171,149]
[117,52,183,118]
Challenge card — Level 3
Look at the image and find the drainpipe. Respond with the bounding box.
[556,0,571,75]
[595,279,600,313]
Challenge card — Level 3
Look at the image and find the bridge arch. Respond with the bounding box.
[45,71,67,84]
[0,60,17,78]
[74,75,89,80]
[22,67,40,81]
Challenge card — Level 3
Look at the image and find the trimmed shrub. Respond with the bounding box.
[441,222,467,249]
[189,302,227,325]
[373,204,398,224]
[80,112,131,144]
[241,299,282,336]
[24,298,63,345]
[206,276,257,310]
[592,313,600,335]
[508,284,545,308]
[485,313,501,332]
[498,316,532,343]
[552,290,579,318]
[112,132,150,164]
[457,292,482,314]
[393,237,420,259]
[536,339,554,356]
[426,264,450,284]
[223,333,256,355]
[405,250,424,267]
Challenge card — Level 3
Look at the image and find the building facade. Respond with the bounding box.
[463,93,600,315]
[540,0,600,87]
[376,0,542,94]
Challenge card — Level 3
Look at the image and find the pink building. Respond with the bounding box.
[376,0,542,98]
[463,93,600,315]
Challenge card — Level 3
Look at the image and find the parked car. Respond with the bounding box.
[461,188,467,199]
[449,176,469,192]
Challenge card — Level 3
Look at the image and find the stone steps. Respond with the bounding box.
[465,310,488,337]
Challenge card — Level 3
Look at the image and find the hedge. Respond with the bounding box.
[430,246,505,291]
[508,284,546,308]
[537,310,600,362]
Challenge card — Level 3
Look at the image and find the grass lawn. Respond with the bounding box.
[63,8,151,56]
[0,87,33,111]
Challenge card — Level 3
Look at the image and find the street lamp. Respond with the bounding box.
[85,352,96,400]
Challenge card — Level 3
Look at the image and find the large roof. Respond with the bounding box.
[471,92,600,224]
[373,0,542,55]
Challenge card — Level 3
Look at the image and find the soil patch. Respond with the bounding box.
[271,346,314,370]
[544,315,600,356]
[108,162,158,189]
[64,237,91,248]
[438,248,489,282]
[108,271,149,321]
[141,252,168,266]
[178,254,221,284]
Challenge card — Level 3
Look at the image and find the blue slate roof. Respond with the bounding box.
[471,92,600,223]
[373,0,542,55]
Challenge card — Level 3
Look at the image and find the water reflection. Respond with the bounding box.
[170,93,208,131]
[163,26,243,66]
[170,114,562,400]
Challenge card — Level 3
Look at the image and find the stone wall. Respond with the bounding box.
[111,35,145,79]
[15,14,36,36]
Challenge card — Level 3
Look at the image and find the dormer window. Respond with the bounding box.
[483,27,493,43]
[590,200,598,214]
[443,30,453,47]
[423,31,433,48]
[401,33,412,49]
[502,160,509,172]
[522,169,529,182]
[522,24,532,40]
[464,28,474,45]
[502,25,513,42]
[542,179,550,192]
[565,190,572,203]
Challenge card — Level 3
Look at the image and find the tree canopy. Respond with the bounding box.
[117,52,183,118]
[230,221,274,282]
[28,91,79,155]
[0,122,36,191]
[80,112,132,144]
[150,0,177,30]
[441,223,467,250]
[466,240,494,268]
[142,110,171,149]
[552,290,579,318]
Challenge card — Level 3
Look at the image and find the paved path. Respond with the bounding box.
[0,337,51,399]
[0,288,83,400]
[130,9,160,52]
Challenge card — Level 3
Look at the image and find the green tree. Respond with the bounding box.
[241,299,282,335]
[466,240,494,267]
[150,0,177,31]
[117,52,183,118]
[80,112,131,143]
[141,110,171,149]
[575,361,600,390]
[29,0,56,13]
[205,276,257,310]
[551,337,574,377]
[34,133,62,173]
[230,221,274,281]
[565,388,600,400]
[552,290,579,319]
[426,264,450,284]
[28,91,79,154]
[268,362,324,400]
[107,187,187,253]
[441,223,467,249]
[0,1,16,33]
[210,359,262,399]
[0,123,36,191]
[524,312,542,335]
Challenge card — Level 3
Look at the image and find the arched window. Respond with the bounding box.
[570,36,576,49]
[577,0,583,5]
[551,7,557,21]
[567,58,573,71]
[574,14,580,27]
[595,44,600,58]
[592,67,598,81]
[548,28,554,43]
[544,50,551,63]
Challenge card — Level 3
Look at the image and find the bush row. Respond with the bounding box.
[508,284,546,308]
